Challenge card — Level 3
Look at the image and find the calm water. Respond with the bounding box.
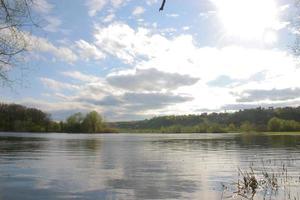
[0,133,300,200]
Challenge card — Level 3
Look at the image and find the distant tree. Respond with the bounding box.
[65,112,84,133]
[207,123,225,133]
[113,107,300,133]
[280,119,300,131]
[82,111,105,133]
[267,117,282,132]
[0,103,118,133]
[48,121,61,132]
[196,123,209,133]
[240,121,255,132]
[0,103,51,132]
[227,123,237,132]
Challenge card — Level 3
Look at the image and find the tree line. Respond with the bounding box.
[111,107,300,133]
[1,103,300,133]
[0,103,116,133]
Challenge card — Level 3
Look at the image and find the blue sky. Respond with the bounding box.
[1,0,300,121]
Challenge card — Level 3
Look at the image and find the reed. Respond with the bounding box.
[221,162,300,200]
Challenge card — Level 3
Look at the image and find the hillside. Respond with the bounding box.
[110,107,300,133]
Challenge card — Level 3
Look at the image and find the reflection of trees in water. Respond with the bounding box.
[0,137,102,155]
[151,137,238,152]
[0,136,47,153]
[235,134,300,149]
[151,134,300,151]
[63,139,102,153]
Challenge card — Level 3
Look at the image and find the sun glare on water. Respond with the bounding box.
[212,0,280,44]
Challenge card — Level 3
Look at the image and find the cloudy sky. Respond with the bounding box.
[1,0,300,121]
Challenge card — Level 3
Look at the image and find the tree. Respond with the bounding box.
[239,121,255,132]
[267,117,281,132]
[65,112,84,133]
[0,0,36,82]
[0,103,51,132]
[82,111,105,133]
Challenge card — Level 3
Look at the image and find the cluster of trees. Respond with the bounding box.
[62,111,116,133]
[0,103,51,132]
[268,117,300,132]
[0,103,116,133]
[111,107,300,133]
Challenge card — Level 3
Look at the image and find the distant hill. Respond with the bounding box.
[109,107,300,133]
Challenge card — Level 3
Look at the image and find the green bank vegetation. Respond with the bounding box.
[0,103,116,133]
[111,107,300,133]
[1,103,300,134]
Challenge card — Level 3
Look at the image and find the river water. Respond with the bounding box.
[0,133,299,200]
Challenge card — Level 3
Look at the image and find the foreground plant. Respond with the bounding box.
[221,162,300,200]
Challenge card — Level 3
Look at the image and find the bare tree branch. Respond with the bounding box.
[0,0,35,83]
[159,0,166,11]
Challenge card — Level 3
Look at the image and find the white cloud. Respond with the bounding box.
[132,6,145,16]
[32,0,53,14]
[25,20,298,120]
[111,0,125,8]
[62,71,101,82]
[234,88,300,102]
[166,13,179,18]
[17,15,299,121]
[91,22,299,113]
[40,78,80,91]
[103,13,115,23]
[182,26,190,31]
[26,34,78,63]
[93,22,170,63]
[106,68,199,92]
[85,0,127,17]
[146,0,158,5]
[32,0,63,32]
[86,0,107,17]
[44,16,62,32]
[76,40,106,61]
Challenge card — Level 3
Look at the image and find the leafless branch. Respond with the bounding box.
[159,0,166,11]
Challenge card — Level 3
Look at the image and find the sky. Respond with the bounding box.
[1,0,300,121]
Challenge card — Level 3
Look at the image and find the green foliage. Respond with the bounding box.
[268,117,300,132]
[0,103,51,132]
[112,106,300,133]
[0,103,116,133]
[82,111,104,133]
[63,111,115,133]
[240,121,256,133]
[268,117,282,132]
[2,103,300,134]
[226,123,237,132]
[65,112,84,133]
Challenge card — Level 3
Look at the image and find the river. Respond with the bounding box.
[0,133,299,199]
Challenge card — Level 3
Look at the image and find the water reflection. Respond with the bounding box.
[0,133,299,200]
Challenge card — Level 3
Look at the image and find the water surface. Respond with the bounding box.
[0,133,299,199]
